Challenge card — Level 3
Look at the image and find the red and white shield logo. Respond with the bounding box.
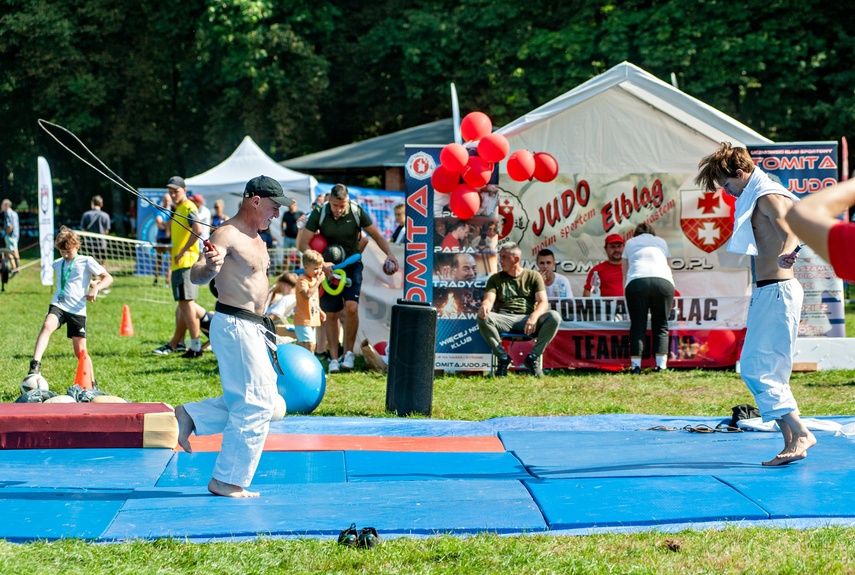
[680,189,734,253]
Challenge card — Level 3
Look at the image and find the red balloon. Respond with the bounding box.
[506,150,535,182]
[308,234,328,253]
[462,155,493,188]
[440,143,469,173]
[477,133,510,163]
[460,112,492,142]
[374,341,387,356]
[431,165,459,193]
[704,330,738,363]
[449,185,481,220]
[533,152,559,182]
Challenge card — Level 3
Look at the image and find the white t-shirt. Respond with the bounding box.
[266,293,296,321]
[51,255,106,316]
[545,273,573,299]
[622,234,674,286]
[196,205,213,241]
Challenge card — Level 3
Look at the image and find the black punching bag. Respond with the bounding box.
[386,299,437,416]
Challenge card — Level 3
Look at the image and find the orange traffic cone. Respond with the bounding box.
[120,304,134,336]
[74,349,95,390]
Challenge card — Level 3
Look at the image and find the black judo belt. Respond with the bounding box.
[215,301,284,375]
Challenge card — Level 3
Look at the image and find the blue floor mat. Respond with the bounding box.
[0,448,175,489]
[0,488,132,542]
[500,430,854,477]
[102,480,547,541]
[525,476,768,529]
[344,451,532,481]
[156,451,347,487]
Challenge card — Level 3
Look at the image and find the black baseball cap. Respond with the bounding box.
[166,176,185,189]
[243,175,295,207]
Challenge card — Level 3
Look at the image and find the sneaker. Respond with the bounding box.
[494,354,511,377]
[523,353,543,378]
[10,269,19,277]
[152,344,176,355]
[630,366,642,375]
[153,342,186,355]
[653,366,667,373]
[357,527,382,549]
[328,359,340,373]
[181,349,203,359]
[28,359,41,375]
[337,523,358,548]
[342,351,355,370]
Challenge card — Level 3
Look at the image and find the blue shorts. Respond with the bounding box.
[294,325,316,344]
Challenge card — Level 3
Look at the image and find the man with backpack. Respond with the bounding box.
[297,183,399,372]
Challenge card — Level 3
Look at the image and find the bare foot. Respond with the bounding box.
[762,432,817,466]
[208,478,259,498]
[174,404,195,453]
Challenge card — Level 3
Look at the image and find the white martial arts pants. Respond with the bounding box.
[740,278,803,422]
[183,312,278,488]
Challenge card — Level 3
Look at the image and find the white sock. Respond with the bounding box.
[190,338,201,352]
[656,354,667,369]
[631,357,641,369]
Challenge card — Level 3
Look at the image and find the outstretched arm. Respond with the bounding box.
[786,179,855,262]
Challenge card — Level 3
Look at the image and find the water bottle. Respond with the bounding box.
[591,271,601,298]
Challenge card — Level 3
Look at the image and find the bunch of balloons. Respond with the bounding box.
[432,111,560,220]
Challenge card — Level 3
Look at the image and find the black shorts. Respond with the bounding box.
[47,305,87,338]
[320,261,364,313]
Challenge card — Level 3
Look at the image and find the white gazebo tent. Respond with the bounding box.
[185,136,316,242]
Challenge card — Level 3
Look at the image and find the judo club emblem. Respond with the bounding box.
[680,189,733,253]
[405,152,435,180]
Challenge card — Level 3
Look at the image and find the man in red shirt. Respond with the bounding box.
[583,234,625,297]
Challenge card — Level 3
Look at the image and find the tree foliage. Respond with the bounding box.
[1,0,853,226]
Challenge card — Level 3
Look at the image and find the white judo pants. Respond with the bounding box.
[740,279,803,422]
[183,312,278,488]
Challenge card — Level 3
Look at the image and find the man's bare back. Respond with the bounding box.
[751,194,797,282]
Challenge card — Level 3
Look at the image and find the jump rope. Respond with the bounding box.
[38,119,215,253]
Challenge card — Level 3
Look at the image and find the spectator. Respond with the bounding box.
[583,234,626,297]
[27,226,113,377]
[281,200,304,249]
[2,199,20,276]
[296,183,399,373]
[536,249,573,298]
[212,199,229,228]
[292,249,327,354]
[390,203,406,244]
[189,193,212,242]
[80,195,111,265]
[265,272,298,323]
[622,222,675,374]
[152,176,204,358]
[153,193,172,287]
[476,242,561,377]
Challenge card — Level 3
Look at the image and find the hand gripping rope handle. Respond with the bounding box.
[37,119,215,253]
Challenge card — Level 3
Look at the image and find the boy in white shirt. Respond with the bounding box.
[28,226,113,376]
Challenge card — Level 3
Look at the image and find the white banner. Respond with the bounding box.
[37,157,55,286]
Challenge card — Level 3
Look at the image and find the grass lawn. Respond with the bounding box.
[1,261,855,574]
